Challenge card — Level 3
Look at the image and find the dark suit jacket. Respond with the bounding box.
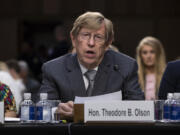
[159,60,180,99]
[38,50,144,102]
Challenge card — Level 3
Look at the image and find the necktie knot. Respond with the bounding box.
[84,70,96,81]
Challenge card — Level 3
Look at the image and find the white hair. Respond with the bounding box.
[18,60,29,72]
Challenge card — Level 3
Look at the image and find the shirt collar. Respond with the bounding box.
[77,59,98,74]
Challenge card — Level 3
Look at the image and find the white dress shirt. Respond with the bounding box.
[78,62,98,90]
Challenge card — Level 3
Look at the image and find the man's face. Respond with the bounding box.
[140,45,156,67]
[71,23,109,69]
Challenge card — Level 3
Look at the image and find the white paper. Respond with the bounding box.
[5,117,20,121]
[74,91,122,103]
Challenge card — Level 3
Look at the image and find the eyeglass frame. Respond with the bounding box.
[78,32,106,44]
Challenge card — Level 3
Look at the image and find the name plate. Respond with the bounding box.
[84,101,154,123]
[0,101,4,124]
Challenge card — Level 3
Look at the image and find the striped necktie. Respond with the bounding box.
[84,70,97,96]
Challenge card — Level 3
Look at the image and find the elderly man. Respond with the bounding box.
[39,11,144,120]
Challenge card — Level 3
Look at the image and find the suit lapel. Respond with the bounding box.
[65,54,87,97]
[92,51,112,96]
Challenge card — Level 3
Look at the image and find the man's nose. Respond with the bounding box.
[88,36,95,46]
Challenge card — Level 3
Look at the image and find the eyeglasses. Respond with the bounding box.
[79,32,105,43]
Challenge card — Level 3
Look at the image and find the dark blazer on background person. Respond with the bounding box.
[159,60,180,99]
[38,50,144,102]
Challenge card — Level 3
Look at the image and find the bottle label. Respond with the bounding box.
[171,105,179,120]
[178,106,180,120]
[36,106,43,120]
[163,105,171,119]
[29,106,35,120]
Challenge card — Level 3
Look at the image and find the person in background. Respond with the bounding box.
[18,41,42,81]
[38,11,144,120]
[136,36,166,100]
[18,60,40,102]
[0,81,17,117]
[0,61,20,114]
[6,59,26,113]
[49,25,71,59]
[159,60,180,99]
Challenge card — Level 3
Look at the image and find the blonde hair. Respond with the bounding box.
[70,11,114,45]
[136,36,166,99]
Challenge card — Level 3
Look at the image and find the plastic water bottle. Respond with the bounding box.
[36,93,52,123]
[20,93,35,123]
[163,93,173,122]
[170,93,180,122]
[174,93,180,122]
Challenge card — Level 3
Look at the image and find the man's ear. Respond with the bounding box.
[105,39,113,50]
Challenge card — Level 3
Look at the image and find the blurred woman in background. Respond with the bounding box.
[136,36,166,100]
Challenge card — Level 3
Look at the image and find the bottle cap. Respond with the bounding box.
[173,93,180,99]
[24,93,31,100]
[167,93,173,99]
[40,93,48,100]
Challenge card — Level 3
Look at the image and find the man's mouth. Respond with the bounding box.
[85,50,96,58]
[87,50,95,54]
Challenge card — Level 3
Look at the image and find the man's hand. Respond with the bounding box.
[56,101,74,120]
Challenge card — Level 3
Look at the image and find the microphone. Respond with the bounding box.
[113,64,125,80]
[113,64,119,71]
